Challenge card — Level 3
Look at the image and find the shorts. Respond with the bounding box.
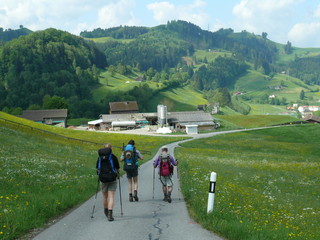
[126,169,138,178]
[100,180,117,192]
[160,175,173,187]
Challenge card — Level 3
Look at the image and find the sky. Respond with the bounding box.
[0,0,320,47]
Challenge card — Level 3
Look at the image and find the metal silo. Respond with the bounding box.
[157,105,167,126]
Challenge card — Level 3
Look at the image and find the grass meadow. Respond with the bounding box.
[0,113,185,239]
[216,115,299,129]
[176,124,320,240]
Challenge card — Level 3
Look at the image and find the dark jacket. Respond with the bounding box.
[96,147,120,171]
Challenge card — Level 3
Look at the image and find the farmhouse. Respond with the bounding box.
[20,109,68,127]
[298,106,320,117]
[94,109,217,132]
[109,101,139,114]
[303,115,320,123]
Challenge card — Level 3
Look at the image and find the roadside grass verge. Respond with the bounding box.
[176,125,320,240]
[0,113,186,239]
[216,115,299,128]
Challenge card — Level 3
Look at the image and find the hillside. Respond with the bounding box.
[1,20,320,119]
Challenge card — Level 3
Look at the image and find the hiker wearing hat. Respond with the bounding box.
[96,143,120,221]
[120,139,144,202]
[153,147,178,203]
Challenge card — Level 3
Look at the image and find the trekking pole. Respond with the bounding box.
[91,177,100,219]
[152,166,155,199]
[118,176,123,216]
[177,159,181,200]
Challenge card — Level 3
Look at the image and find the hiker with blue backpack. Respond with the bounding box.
[153,147,178,203]
[96,143,120,221]
[120,139,144,202]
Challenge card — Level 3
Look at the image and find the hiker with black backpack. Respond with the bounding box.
[120,139,144,202]
[153,147,178,203]
[96,143,120,221]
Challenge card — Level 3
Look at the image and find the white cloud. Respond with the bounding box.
[0,0,138,34]
[314,4,320,18]
[231,0,299,43]
[96,0,139,28]
[288,22,320,47]
[147,0,210,29]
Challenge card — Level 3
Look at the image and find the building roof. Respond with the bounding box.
[100,112,157,123]
[21,109,68,121]
[303,115,320,123]
[167,111,213,123]
[109,101,139,113]
[88,119,103,125]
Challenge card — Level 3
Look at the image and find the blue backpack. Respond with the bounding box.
[123,144,138,171]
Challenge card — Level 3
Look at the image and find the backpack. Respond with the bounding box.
[160,153,173,176]
[97,153,117,183]
[123,144,138,171]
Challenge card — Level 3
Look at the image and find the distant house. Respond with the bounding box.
[20,109,68,127]
[233,91,242,96]
[135,76,145,82]
[109,101,139,114]
[303,115,320,123]
[298,106,320,117]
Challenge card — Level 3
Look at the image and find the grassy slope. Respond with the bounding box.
[176,125,320,240]
[147,85,208,112]
[216,115,299,128]
[0,112,187,239]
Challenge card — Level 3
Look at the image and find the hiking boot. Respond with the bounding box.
[107,210,114,221]
[129,193,133,202]
[104,208,108,217]
[134,190,139,202]
[163,193,168,202]
[167,192,172,203]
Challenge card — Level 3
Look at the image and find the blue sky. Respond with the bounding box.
[0,0,320,47]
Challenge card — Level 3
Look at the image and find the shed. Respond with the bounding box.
[186,125,198,134]
[109,101,139,114]
[20,109,68,127]
[88,119,103,130]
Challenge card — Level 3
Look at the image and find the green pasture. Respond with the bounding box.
[93,70,162,103]
[194,49,232,63]
[176,125,320,240]
[84,36,135,44]
[275,42,320,63]
[0,112,186,239]
[147,85,208,112]
[216,115,299,128]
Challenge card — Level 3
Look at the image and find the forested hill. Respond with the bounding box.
[0,28,107,115]
[81,20,278,73]
[0,26,32,42]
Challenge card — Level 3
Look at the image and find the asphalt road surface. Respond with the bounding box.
[33,128,269,240]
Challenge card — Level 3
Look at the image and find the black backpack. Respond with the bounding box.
[97,153,117,183]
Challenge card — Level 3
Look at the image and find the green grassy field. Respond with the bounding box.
[194,49,232,63]
[216,115,299,128]
[147,85,208,112]
[0,112,186,239]
[84,37,135,44]
[176,125,320,240]
[93,70,162,103]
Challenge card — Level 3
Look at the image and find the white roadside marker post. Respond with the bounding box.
[207,172,217,213]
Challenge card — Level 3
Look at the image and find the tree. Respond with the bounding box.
[284,41,292,54]
[108,65,116,77]
[262,32,268,39]
[43,96,68,109]
[300,90,305,100]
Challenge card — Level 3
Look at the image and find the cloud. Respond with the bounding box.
[314,4,320,18]
[0,0,138,34]
[96,0,139,28]
[288,22,320,47]
[147,0,210,28]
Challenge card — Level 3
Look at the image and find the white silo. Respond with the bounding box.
[157,105,167,126]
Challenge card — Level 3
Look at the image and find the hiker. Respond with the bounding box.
[120,139,144,202]
[96,143,120,221]
[153,147,178,203]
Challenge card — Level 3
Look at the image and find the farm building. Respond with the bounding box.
[20,109,68,127]
[298,106,320,117]
[303,115,320,123]
[109,101,139,114]
[95,110,217,132]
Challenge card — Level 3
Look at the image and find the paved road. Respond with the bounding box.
[33,128,270,240]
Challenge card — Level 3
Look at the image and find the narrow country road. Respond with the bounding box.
[32,128,269,240]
